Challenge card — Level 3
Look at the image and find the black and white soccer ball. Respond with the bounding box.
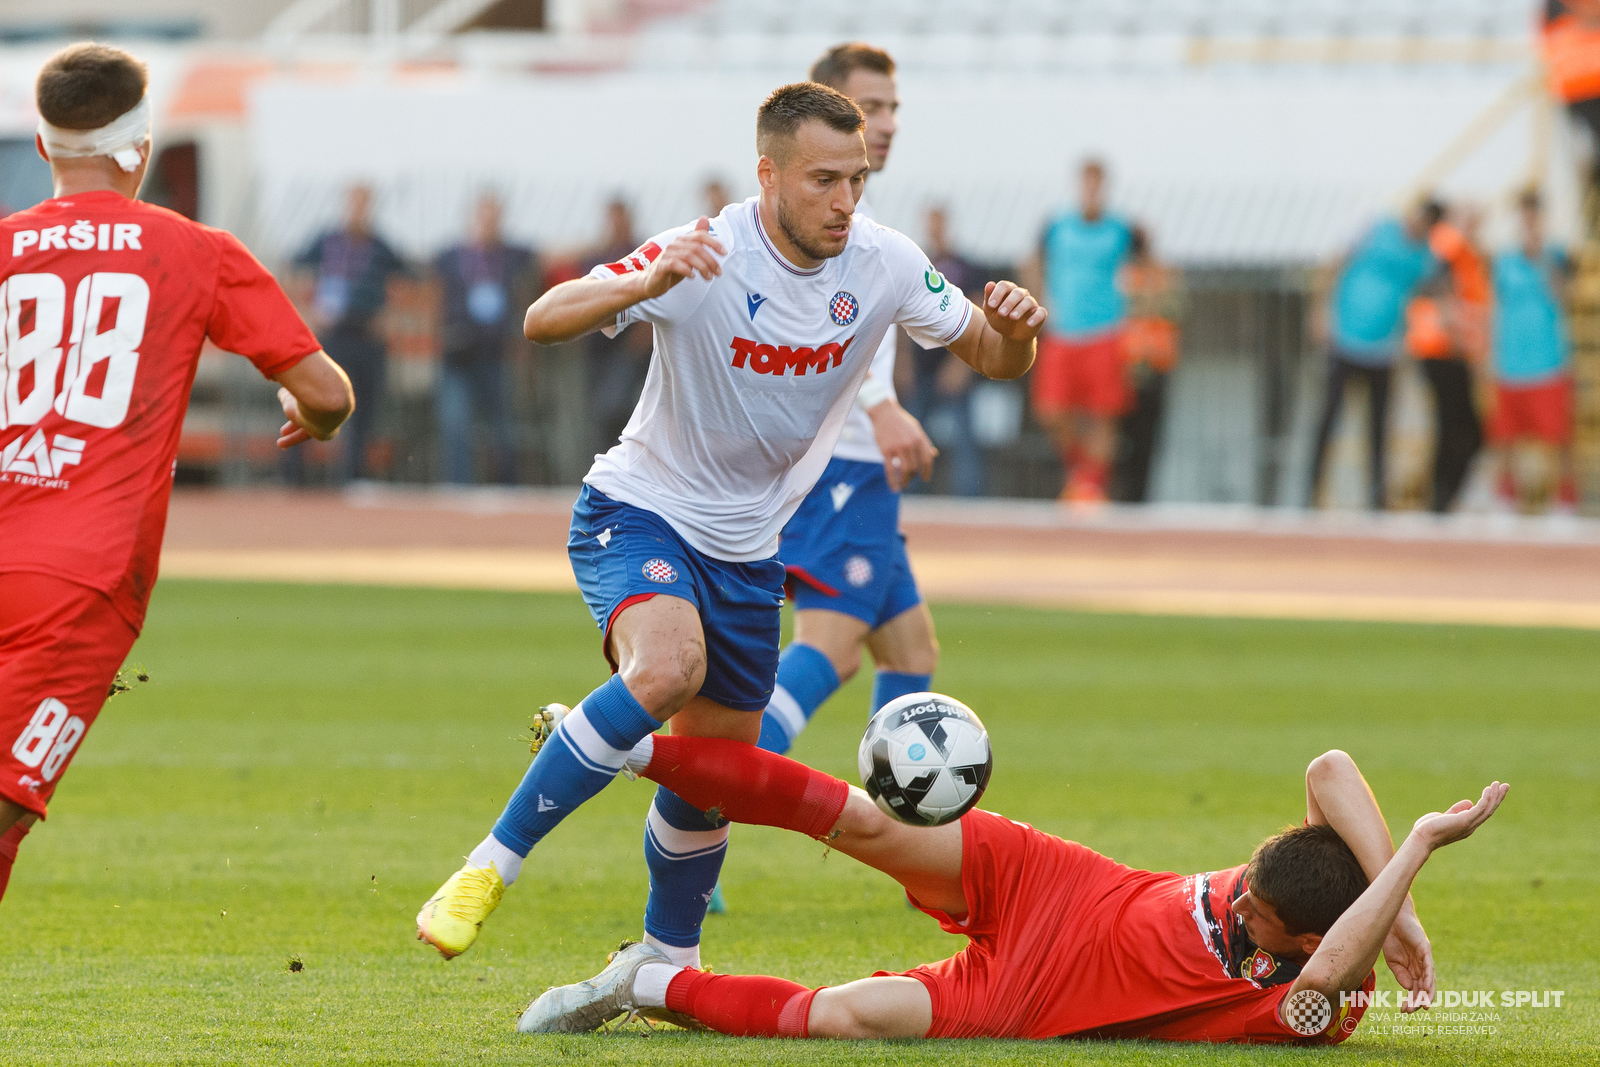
[857,692,991,827]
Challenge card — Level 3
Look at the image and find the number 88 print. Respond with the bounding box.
[1,270,148,432]
[10,698,86,784]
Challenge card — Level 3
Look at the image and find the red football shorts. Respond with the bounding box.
[1490,378,1572,445]
[0,573,138,818]
[880,809,1126,1039]
[1031,333,1128,417]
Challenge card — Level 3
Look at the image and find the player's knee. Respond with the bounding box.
[619,642,706,716]
[828,644,863,685]
[877,636,938,675]
[806,987,876,1039]
[834,787,894,844]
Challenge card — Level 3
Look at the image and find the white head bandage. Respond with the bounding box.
[37,95,151,173]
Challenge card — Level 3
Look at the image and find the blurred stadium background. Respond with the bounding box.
[3,0,1597,516]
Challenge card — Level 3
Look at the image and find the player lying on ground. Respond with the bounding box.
[0,43,353,902]
[520,740,1506,1043]
[416,81,1045,969]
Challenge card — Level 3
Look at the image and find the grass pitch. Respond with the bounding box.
[2,581,1596,1065]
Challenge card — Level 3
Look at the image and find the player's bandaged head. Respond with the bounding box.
[36,42,151,173]
[1245,823,1369,936]
[756,82,864,164]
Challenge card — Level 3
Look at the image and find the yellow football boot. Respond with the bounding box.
[416,862,504,959]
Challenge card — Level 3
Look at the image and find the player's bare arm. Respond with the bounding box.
[274,351,355,448]
[867,397,938,491]
[1304,750,1435,1009]
[522,219,726,345]
[945,280,1046,380]
[1284,779,1509,1018]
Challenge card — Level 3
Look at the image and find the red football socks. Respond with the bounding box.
[641,736,849,839]
[665,968,817,1038]
[0,821,30,903]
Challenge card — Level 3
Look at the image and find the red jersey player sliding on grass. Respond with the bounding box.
[0,43,353,901]
[519,739,1506,1044]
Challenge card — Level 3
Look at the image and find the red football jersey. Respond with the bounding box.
[902,810,1372,1043]
[0,191,319,628]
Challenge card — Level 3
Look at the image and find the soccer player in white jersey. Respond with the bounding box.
[416,82,1045,967]
[758,43,948,760]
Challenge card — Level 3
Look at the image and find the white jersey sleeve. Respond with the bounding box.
[584,221,724,337]
[882,228,973,350]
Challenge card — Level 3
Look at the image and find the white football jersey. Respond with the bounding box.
[830,196,898,465]
[583,197,971,561]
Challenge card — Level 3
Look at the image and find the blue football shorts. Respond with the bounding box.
[778,457,923,630]
[568,484,785,713]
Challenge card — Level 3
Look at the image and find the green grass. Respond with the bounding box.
[2,581,1596,1065]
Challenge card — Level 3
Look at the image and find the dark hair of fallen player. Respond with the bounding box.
[756,82,865,165]
[1246,823,1370,936]
[36,42,147,130]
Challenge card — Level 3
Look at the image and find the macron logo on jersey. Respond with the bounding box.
[746,292,769,320]
[728,335,854,377]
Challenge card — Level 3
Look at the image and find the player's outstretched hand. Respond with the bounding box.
[1382,905,1436,1013]
[981,280,1047,341]
[642,216,725,299]
[276,386,339,448]
[1410,782,1509,853]
[868,400,938,491]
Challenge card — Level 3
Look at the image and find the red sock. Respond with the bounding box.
[1074,457,1108,491]
[666,968,817,1037]
[643,736,848,839]
[1496,468,1516,501]
[0,821,30,903]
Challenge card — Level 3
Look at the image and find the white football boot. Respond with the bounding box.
[517,940,675,1034]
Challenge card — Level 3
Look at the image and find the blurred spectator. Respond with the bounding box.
[433,194,537,485]
[1111,225,1184,504]
[291,185,407,483]
[1308,199,1443,510]
[585,198,654,457]
[903,206,983,497]
[1542,1,1600,186]
[1406,209,1488,513]
[703,178,733,219]
[1030,159,1134,504]
[1489,189,1577,513]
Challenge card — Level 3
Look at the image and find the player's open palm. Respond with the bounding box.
[980,280,1047,341]
[1412,782,1509,852]
[642,216,725,298]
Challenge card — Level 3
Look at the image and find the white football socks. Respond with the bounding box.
[643,932,699,969]
[624,734,654,776]
[632,962,684,1008]
[467,834,524,887]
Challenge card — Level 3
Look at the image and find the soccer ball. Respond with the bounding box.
[857,692,991,827]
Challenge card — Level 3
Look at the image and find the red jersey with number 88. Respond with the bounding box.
[1,190,319,628]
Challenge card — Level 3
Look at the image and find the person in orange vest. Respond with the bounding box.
[1543,2,1600,185]
[1111,225,1183,503]
[1405,208,1489,512]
